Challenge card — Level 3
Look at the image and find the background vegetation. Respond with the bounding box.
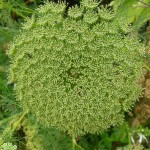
[0,0,150,149]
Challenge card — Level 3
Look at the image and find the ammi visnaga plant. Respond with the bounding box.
[8,0,144,137]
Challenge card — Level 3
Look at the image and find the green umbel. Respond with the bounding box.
[8,0,144,137]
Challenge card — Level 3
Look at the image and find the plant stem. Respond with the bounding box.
[0,110,29,147]
[72,135,84,150]
[72,136,76,150]
[125,123,132,150]
[12,109,29,132]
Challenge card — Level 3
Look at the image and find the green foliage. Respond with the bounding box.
[0,50,19,120]
[0,0,36,20]
[77,123,150,150]
[0,0,25,120]
[112,0,150,29]
[8,0,144,137]
[117,144,144,150]
[22,117,72,150]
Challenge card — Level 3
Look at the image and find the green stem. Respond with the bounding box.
[125,123,132,150]
[76,144,84,150]
[12,109,29,132]
[72,136,76,150]
[72,136,84,150]
[0,110,29,147]
[33,0,38,6]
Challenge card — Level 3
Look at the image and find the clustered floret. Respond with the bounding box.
[8,0,144,137]
[0,143,17,150]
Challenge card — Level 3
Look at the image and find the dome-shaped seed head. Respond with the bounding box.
[8,0,144,137]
